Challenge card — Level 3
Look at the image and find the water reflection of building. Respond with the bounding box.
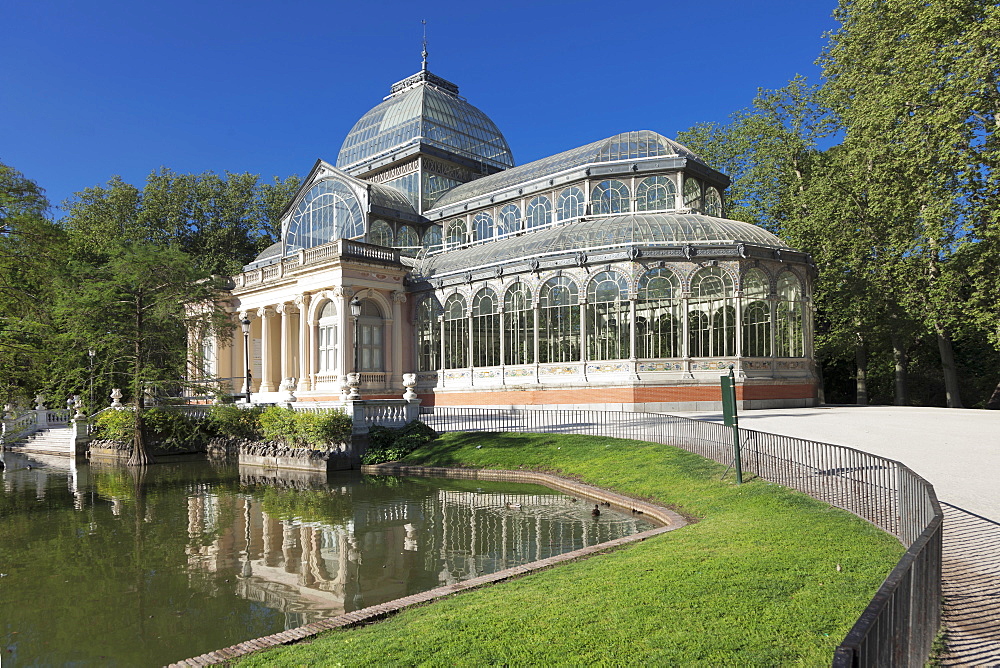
[184,481,648,625]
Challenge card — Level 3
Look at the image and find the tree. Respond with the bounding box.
[54,177,233,465]
[821,0,1000,407]
[0,161,63,405]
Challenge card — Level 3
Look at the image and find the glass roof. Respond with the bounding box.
[417,213,788,276]
[369,181,417,215]
[336,70,514,172]
[431,131,705,209]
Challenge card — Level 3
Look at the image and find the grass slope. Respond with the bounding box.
[237,431,903,667]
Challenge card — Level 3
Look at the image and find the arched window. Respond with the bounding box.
[318,301,338,374]
[689,267,735,357]
[557,186,586,221]
[285,179,364,254]
[473,211,494,242]
[538,276,580,363]
[471,288,500,367]
[776,272,805,357]
[368,219,393,247]
[635,176,676,212]
[416,297,440,372]
[742,269,771,357]
[446,218,467,247]
[637,268,681,358]
[357,299,384,372]
[591,180,631,215]
[443,294,468,369]
[683,177,702,212]
[497,204,520,236]
[704,187,723,217]
[397,225,419,255]
[526,196,552,229]
[504,282,533,365]
[586,271,629,361]
[422,225,443,250]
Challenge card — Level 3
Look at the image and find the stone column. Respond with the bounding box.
[277,303,294,386]
[337,288,355,377]
[391,291,407,390]
[258,307,276,392]
[297,295,311,392]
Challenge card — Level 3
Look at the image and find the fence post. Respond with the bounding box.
[720,366,742,484]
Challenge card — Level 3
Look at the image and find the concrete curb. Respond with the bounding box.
[166,466,687,667]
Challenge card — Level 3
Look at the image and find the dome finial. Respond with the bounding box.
[421,19,428,71]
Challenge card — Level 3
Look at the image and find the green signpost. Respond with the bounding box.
[720,365,743,484]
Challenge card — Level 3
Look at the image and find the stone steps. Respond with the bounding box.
[6,427,73,456]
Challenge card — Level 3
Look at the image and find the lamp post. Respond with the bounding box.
[88,348,95,412]
[241,316,252,403]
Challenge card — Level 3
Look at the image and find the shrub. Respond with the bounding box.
[92,409,134,441]
[204,404,264,440]
[260,405,298,444]
[361,420,436,465]
[143,408,202,450]
[259,406,351,449]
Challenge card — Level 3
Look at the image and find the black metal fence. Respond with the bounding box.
[419,406,942,667]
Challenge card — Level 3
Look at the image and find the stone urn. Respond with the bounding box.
[402,373,418,401]
[34,393,47,411]
[3,403,15,418]
[279,377,297,403]
[110,388,123,408]
[339,375,352,402]
[346,373,361,400]
[73,396,85,419]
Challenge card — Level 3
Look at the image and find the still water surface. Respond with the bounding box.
[0,452,651,666]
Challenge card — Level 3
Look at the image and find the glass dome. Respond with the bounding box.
[418,212,789,276]
[336,70,514,172]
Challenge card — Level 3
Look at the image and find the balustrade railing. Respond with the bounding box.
[417,406,941,667]
[1,411,39,445]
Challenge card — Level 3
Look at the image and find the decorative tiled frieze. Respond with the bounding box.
[637,361,683,372]
[475,369,500,379]
[539,365,580,376]
[586,363,629,374]
[776,360,808,370]
[741,360,772,371]
[690,360,735,371]
[504,367,534,378]
[444,370,470,380]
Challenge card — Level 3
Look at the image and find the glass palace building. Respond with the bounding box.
[205,64,819,410]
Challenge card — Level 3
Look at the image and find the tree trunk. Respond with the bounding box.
[891,333,908,406]
[986,380,1000,410]
[855,334,869,406]
[934,323,963,408]
[128,291,152,467]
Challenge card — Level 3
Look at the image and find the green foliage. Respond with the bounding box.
[92,407,204,450]
[361,420,437,465]
[92,408,134,441]
[237,431,903,667]
[204,404,264,440]
[259,406,351,449]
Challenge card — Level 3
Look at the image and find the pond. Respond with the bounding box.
[0,452,653,666]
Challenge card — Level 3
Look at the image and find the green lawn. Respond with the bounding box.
[236,431,903,667]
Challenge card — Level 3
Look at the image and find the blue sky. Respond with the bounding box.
[1,0,840,213]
